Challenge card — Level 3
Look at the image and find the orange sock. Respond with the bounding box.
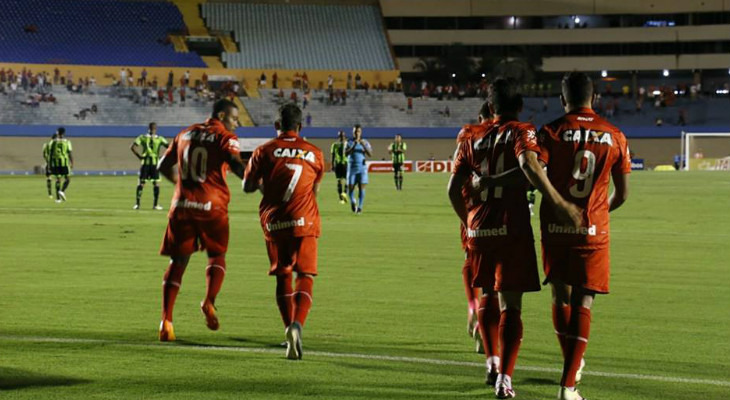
[162,261,186,322]
[477,294,500,358]
[293,275,314,326]
[275,273,294,327]
[499,308,523,377]
[552,304,571,358]
[204,256,226,304]
[561,306,591,387]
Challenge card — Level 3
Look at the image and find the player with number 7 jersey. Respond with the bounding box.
[243,103,324,360]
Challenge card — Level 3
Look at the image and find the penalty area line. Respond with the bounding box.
[1,335,729,387]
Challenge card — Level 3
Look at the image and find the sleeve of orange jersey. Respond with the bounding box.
[243,146,265,192]
[536,125,552,165]
[161,134,179,165]
[452,137,472,177]
[315,149,325,184]
[513,124,540,159]
[612,133,632,175]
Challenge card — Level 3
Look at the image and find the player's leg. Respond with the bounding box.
[472,249,501,385]
[560,288,595,390]
[160,254,190,341]
[495,291,523,398]
[45,167,53,198]
[61,170,70,193]
[392,165,398,189]
[462,252,479,336]
[267,240,294,328]
[551,281,572,360]
[398,170,404,190]
[348,172,357,212]
[135,178,145,210]
[199,217,231,331]
[357,181,367,213]
[286,236,318,360]
[153,182,162,210]
[54,175,62,202]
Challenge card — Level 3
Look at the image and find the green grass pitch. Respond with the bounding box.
[0,172,729,399]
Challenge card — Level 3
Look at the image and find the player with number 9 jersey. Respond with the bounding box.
[537,107,631,293]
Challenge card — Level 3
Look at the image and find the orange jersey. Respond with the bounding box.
[538,108,631,249]
[245,130,324,240]
[164,119,240,220]
[453,118,540,248]
[455,120,495,249]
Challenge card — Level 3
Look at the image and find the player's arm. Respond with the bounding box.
[68,150,74,169]
[363,141,372,157]
[227,153,245,179]
[473,166,526,189]
[345,142,354,156]
[518,151,582,228]
[130,141,143,159]
[447,173,469,227]
[242,149,263,194]
[157,152,177,184]
[388,144,393,155]
[609,169,629,212]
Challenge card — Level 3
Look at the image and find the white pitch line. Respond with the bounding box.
[1,335,729,387]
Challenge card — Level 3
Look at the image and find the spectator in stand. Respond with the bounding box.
[142,86,149,106]
[127,69,133,86]
[184,70,190,86]
[179,76,185,88]
[179,86,186,106]
[278,88,284,98]
[342,90,347,106]
[444,105,450,117]
[167,71,174,88]
[293,72,301,89]
[396,74,402,92]
[53,68,60,85]
[157,87,165,105]
[202,73,208,87]
[303,95,309,109]
[306,113,312,127]
[167,87,174,105]
[290,91,297,103]
[272,72,278,89]
[140,68,147,86]
[354,73,362,89]
[327,74,334,90]
[363,82,370,93]
[259,72,267,88]
[347,72,353,90]
[120,68,127,86]
[302,72,309,91]
[407,97,413,114]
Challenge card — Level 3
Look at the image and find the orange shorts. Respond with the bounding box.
[541,245,610,294]
[265,236,318,276]
[160,215,229,256]
[470,240,540,293]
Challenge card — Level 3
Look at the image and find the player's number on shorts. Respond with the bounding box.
[181,146,208,183]
[283,163,303,202]
[479,153,504,201]
[569,150,596,198]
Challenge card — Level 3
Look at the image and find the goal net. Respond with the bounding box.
[681,132,730,171]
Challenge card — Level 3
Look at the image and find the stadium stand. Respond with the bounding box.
[202,3,395,70]
[0,0,205,67]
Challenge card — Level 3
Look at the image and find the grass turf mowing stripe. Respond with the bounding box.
[2,334,729,388]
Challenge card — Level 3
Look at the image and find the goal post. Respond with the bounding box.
[681,131,730,171]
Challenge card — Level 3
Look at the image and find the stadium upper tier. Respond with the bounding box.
[0,0,205,67]
[202,3,395,70]
[243,89,730,128]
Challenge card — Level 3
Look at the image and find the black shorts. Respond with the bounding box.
[51,166,70,177]
[393,163,403,173]
[334,163,347,179]
[45,165,51,177]
[139,164,160,181]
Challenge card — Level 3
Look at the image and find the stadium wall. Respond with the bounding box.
[5,133,730,172]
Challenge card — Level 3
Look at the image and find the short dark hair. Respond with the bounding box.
[488,78,523,115]
[279,103,302,132]
[148,122,157,130]
[211,99,238,118]
[57,127,65,135]
[479,100,491,119]
[353,123,361,130]
[561,72,594,107]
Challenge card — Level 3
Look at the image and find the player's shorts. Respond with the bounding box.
[393,163,403,173]
[470,239,541,293]
[265,236,318,276]
[333,163,348,179]
[541,245,610,294]
[139,164,160,182]
[50,165,70,177]
[347,169,368,185]
[160,215,229,256]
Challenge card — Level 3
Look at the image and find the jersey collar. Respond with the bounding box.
[492,115,518,124]
[279,130,300,138]
[568,107,596,115]
[205,118,226,131]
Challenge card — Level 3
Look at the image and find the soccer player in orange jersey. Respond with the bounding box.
[450,78,581,398]
[243,103,324,360]
[455,103,502,371]
[156,99,245,342]
[534,72,630,400]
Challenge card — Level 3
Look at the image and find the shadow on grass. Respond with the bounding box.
[0,367,90,390]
